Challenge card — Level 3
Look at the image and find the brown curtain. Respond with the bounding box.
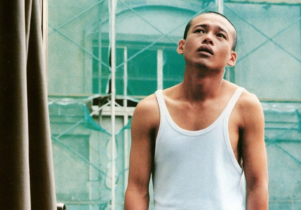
[0,0,56,209]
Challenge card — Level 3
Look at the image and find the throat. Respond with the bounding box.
[167,99,226,131]
[181,78,225,102]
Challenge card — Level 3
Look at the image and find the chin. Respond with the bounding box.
[194,61,212,69]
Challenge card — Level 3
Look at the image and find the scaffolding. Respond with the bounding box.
[48,0,301,209]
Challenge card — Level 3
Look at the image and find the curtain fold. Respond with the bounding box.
[0,0,56,209]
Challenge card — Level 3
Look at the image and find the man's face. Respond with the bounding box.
[178,13,237,70]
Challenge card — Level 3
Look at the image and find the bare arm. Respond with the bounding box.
[240,93,268,210]
[124,96,158,210]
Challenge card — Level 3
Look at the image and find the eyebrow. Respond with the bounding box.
[193,24,229,37]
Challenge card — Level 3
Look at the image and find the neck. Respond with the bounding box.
[180,65,225,101]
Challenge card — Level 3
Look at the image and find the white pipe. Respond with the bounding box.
[123,47,129,193]
[157,50,163,90]
[43,0,48,76]
[110,0,117,209]
[217,0,224,14]
[123,47,128,109]
[98,15,102,94]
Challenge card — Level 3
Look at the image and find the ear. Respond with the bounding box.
[227,51,237,66]
[177,39,185,54]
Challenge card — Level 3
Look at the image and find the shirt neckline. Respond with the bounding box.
[159,87,242,136]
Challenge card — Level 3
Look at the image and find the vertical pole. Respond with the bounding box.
[98,16,102,94]
[123,47,129,194]
[123,47,128,109]
[42,0,48,75]
[157,50,163,90]
[217,0,224,14]
[110,0,117,209]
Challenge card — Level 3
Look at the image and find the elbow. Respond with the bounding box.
[247,178,268,192]
[124,184,150,210]
[246,179,269,210]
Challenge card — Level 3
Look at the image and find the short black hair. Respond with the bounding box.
[183,11,237,51]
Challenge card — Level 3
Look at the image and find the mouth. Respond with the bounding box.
[197,46,213,55]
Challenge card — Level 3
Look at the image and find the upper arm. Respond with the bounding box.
[126,95,159,194]
[240,92,268,189]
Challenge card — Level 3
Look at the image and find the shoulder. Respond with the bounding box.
[239,89,262,112]
[237,88,264,128]
[134,93,159,116]
[132,93,160,130]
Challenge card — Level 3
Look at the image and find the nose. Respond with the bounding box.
[202,33,214,45]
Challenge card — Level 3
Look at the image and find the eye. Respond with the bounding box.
[194,29,205,34]
[217,33,226,39]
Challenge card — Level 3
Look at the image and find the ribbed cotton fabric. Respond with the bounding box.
[153,87,246,210]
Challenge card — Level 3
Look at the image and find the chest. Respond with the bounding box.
[166,100,234,131]
[163,99,242,164]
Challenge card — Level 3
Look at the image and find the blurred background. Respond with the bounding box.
[47,0,301,209]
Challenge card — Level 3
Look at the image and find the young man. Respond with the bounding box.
[124,11,268,210]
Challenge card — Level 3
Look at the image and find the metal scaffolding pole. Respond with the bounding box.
[110,0,117,209]
[217,0,224,13]
[43,0,48,73]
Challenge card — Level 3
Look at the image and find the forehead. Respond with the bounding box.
[190,13,235,35]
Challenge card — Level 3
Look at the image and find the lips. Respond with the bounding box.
[197,45,213,55]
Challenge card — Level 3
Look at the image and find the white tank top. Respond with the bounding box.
[153,87,246,210]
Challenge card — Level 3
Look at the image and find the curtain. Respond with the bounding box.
[0,0,56,209]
